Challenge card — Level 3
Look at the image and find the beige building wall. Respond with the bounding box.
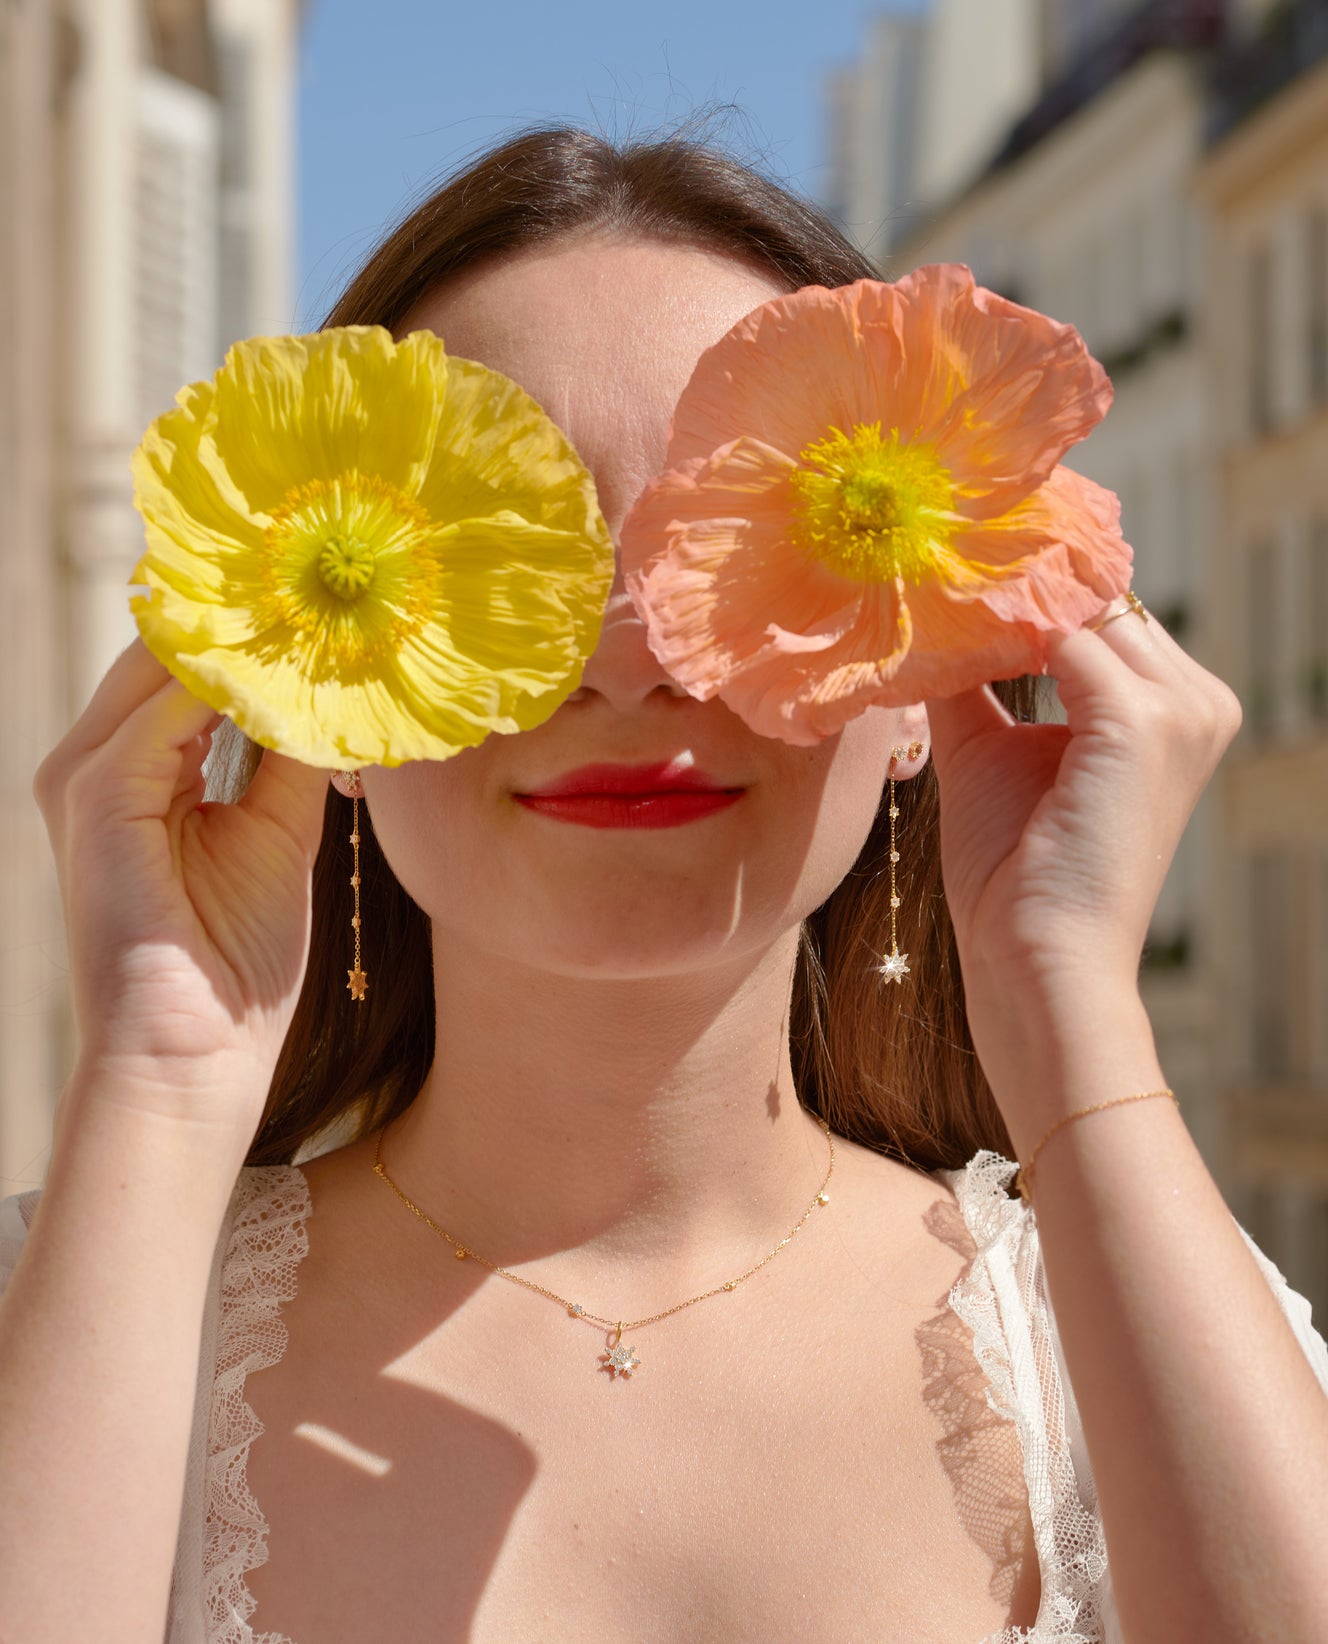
[0,0,301,1194]
[0,0,69,1196]
[1195,51,1328,1308]
[827,0,1041,261]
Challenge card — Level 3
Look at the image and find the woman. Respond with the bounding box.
[1,127,1325,1644]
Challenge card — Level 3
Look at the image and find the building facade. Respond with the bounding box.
[825,0,1328,1319]
[0,0,302,1193]
[1195,8,1328,1307]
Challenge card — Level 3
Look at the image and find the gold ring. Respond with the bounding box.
[1088,590,1149,632]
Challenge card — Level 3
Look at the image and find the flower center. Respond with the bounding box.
[254,471,440,677]
[790,423,956,583]
[317,534,377,600]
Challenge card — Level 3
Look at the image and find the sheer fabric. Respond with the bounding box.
[2,1149,1326,1644]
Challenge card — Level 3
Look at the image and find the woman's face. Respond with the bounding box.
[355,236,924,980]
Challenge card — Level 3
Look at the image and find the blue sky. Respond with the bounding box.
[295,0,928,329]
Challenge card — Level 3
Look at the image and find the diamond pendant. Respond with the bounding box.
[600,1324,641,1380]
[876,949,910,983]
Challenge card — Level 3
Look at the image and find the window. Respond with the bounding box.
[1247,540,1279,735]
[1309,206,1328,408]
[1309,520,1328,723]
[217,32,256,354]
[133,71,218,435]
[1249,244,1273,434]
[1317,849,1328,1081]
[1250,852,1293,1078]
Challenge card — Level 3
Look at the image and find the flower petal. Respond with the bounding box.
[713,581,915,743]
[623,439,864,702]
[413,355,603,537]
[894,266,1113,515]
[201,329,449,516]
[662,269,1111,519]
[952,466,1133,625]
[131,510,612,768]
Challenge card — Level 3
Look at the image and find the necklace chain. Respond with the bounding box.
[370,1115,836,1341]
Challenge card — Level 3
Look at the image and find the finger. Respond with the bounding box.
[164,735,212,835]
[1075,596,1181,685]
[58,637,178,757]
[925,682,1016,781]
[85,679,230,817]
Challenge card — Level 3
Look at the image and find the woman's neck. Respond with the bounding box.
[376,929,832,1293]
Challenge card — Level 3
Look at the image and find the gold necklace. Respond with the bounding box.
[371,1115,836,1381]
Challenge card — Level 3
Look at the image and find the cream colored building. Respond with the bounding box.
[0,0,302,1193]
[1194,24,1328,1300]
[826,0,1041,258]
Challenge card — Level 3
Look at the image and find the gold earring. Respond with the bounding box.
[875,740,923,985]
[336,771,368,1003]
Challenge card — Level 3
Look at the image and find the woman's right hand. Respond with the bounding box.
[34,639,333,1151]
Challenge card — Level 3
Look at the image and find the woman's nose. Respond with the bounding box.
[567,559,690,711]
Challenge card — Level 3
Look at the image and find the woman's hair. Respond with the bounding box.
[211,122,1043,1173]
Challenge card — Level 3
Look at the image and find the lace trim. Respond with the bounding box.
[940,1150,1111,1644]
[203,1167,309,1644]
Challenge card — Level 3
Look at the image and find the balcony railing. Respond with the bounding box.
[991,0,1226,173]
[1207,0,1328,144]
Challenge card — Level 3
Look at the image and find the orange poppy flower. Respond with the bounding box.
[619,265,1132,743]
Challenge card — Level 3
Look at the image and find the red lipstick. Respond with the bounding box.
[513,763,745,829]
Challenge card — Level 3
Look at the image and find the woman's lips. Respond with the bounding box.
[513,763,746,830]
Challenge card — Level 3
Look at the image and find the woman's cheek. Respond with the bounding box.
[745,719,893,925]
[358,761,484,918]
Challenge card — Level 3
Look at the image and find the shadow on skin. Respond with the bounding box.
[240,1190,539,1642]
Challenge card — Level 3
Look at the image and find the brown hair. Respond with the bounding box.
[213,124,1041,1173]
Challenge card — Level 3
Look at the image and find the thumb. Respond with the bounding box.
[239,748,334,858]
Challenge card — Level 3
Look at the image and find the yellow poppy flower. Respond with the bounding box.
[129,326,614,767]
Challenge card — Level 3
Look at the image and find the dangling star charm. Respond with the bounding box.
[601,1341,641,1379]
[347,967,369,1001]
[875,951,910,984]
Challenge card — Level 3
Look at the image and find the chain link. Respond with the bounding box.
[371,1115,835,1335]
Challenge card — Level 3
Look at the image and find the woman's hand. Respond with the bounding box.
[925,602,1241,1037]
[34,639,330,1146]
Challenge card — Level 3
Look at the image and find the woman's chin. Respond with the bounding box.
[438,904,791,984]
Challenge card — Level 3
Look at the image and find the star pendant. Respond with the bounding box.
[347,967,369,1001]
[876,951,910,984]
[601,1341,641,1379]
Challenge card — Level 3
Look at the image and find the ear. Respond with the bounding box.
[892,701,931,775]
[329,769,365,799]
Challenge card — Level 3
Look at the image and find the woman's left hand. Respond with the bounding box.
[924,602,1242,1009]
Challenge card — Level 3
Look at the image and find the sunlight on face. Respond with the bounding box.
[353,236,919,982]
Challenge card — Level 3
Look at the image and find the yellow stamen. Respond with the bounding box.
[253,470,440,675]
[317,534,376,600]
[790,423,956,583]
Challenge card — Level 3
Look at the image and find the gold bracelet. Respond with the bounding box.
[1014,1088,1177,1205]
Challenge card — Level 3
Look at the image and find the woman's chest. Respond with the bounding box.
[234,1234,1041,1643]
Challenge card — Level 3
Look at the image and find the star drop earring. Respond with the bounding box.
[875,739,924,985]
[335,771,369,1003]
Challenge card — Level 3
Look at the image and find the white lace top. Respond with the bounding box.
[2,1148,1326,1644]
